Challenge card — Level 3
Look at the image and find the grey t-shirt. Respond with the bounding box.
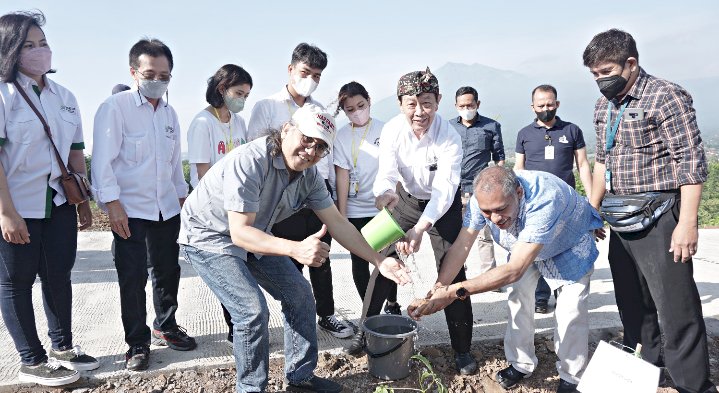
[178,136,334,260]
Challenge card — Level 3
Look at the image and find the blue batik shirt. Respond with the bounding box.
[463,170,603,289]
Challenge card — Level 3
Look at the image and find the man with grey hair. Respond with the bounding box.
[409,167,603,393]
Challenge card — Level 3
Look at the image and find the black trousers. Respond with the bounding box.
[348,216,397,303]
[272,208,335,318]
[368,187,473,354]
[608,196,715,393]
[112,214,181,346]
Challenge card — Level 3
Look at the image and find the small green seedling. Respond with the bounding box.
[372,354,448,393]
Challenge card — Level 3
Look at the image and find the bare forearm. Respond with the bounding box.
[590,162,606,209]
[578,164,593,201]
[0,163,18,215]
[231,225,298,257]
[68,150,87,174]
[330,217,383,267]
[335,167,349,217]
[457,241,542,295]
[196,163,211,180]
[436,229,476,284]
[678,183,702,226]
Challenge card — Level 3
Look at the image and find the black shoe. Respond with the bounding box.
[318,315,353,339]
[285,375,343,392]
[383,302,402,315]
[496,365,527,389]
[49,345,100,371]
[535,300,549,314]
[342,331,365,355]
[125,344,150,371]
[557,379,578,393]
[152,326,197,351]
[18,359,79,387]
[454,352,477,375]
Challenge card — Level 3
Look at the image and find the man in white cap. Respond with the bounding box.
[178,105,410,393]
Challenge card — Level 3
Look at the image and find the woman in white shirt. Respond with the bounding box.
[0,10,98,387]
[333,82,400,330]
[187,64,252,188]
[186,64,252,344]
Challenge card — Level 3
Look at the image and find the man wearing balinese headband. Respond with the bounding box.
[585,29,715,393]
[178,104,410,392]
[92,38,195,372]
[247,43,354,340]
[366,67,477,375]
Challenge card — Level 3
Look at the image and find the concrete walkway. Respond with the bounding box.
[1,229,718,388]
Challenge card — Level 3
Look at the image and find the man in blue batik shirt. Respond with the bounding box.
[408,167,602,393]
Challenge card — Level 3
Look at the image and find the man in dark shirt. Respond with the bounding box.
[450,86,505,275]
[514,85,593,314]
[585,29,715,393]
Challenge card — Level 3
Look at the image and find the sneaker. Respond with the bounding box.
[454,352,477,375]
[151,326,197,351]
[318,315,353,339]
[383,302,402,315]
[18,359,79,387]
[342,331,365,355]
[557,378,578,393]
[535,299,550,314]
[49,345,99,371]
[284,375,343,392]
[125,344,150,371]
[496,365,528,389]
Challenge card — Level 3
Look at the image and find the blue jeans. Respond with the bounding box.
[0,203,77,365]
[181,245,317,392]
[535,276,551,304]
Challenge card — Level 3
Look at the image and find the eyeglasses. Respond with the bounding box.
[135,69,172,82]
[299,134,330,158]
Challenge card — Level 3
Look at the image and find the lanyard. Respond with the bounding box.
[213,107,234,151]
[605,99,630,152]
[351,119,372,168]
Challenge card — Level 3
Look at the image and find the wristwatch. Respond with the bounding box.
[455,284,469,301]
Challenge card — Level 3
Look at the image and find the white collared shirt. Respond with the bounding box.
[0,73,85,218]
[91,89,187,221]
[373,113,462,225]
[247,86,334,184]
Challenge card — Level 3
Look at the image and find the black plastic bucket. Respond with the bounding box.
[363,314,418,380]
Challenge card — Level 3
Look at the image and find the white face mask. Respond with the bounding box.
[347,106,370,126]
[137,78,169,99]
[458,109,477,121]
[292,73,318,97]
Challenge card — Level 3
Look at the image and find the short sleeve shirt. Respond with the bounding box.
[178,136,334,260]
[463,170,603,288]
[186,109,248,187]
[515,117,585,188]
[333,118,384,218]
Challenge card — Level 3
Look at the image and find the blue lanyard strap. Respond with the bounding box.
[605,99,630,152]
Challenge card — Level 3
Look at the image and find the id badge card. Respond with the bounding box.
[348,171,359,198]
[545,145,555,160]
[605,170,612,192]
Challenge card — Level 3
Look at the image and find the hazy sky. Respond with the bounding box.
[3,1,718,151]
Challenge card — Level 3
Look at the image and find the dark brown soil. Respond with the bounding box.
[8,334,717,393]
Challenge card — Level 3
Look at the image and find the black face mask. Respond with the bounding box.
[596,74,628,100]
[535,109,556,123]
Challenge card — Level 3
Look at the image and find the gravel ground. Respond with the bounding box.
[7,334,718,393]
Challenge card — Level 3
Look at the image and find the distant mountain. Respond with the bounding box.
[370,62,719,154]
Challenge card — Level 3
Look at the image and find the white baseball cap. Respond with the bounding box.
[291,104,336,151]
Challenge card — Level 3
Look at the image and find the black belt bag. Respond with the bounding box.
[600,192,675,233]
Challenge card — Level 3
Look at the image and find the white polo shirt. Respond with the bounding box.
[246,86,333,184]
[0,73,85,218]
[373,113,462,225]
[92,89,187,221]
[333,118,384,218]
[187,109,248,187]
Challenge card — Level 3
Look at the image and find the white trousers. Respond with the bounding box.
[503,263,592,384]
